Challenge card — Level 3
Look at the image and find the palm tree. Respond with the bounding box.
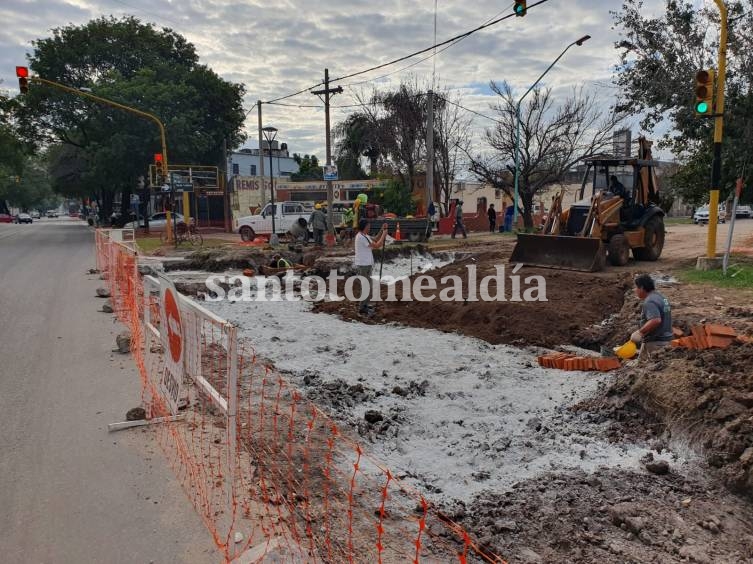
[334,112,381,178]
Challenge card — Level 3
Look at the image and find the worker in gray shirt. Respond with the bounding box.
[630,274,673,359]
[309,203,327,246]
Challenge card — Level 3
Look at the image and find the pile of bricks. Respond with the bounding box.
[672,323,751,350]
[538,352,622,372]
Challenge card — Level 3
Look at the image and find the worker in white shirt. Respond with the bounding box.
[354,218,389,316]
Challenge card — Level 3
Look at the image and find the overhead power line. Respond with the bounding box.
[263,0,551,104]
[339,4,512,89]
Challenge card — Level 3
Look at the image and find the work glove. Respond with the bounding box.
[630,330,643,344]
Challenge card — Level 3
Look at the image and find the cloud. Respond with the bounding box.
[1,0,670,159]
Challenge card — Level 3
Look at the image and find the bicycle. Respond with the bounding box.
[160,220,203,246]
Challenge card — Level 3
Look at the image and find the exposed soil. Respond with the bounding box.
[170,230,753,562]
[580,342,753,498]
[446,467,753,563]
[314,251,631,348]
[574,271,753,351]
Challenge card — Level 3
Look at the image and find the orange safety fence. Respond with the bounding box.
[94,228,505,564]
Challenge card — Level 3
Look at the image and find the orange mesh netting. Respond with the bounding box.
[95,229,505,563]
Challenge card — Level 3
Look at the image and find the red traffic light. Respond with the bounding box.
[15,66,29,78]
[154,153,164,164]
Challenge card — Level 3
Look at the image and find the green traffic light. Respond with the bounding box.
[515,5,523,13]
[696,101,709,114]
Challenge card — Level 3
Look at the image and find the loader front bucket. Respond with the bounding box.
[510,233,605,272]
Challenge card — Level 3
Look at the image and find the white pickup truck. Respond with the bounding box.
[236,201,313,242]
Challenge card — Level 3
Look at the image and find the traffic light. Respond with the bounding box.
[15,66,29,94]
[154,153,163,165]
[694,69,715,116]
[514,1,527,16]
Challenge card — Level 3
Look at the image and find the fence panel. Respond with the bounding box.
[95,229,504,564]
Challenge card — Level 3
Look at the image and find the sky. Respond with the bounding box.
[0,0,674,160]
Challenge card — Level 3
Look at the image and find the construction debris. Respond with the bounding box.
[671,323,752,350]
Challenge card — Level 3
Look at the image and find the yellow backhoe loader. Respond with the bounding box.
[510,137,665,271]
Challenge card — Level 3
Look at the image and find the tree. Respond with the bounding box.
[290,154,324,181]
[0,156,56,211]
[373,179,416,217]
[334,112,378,179]
[16,16,246,217]
[333,80,427,202]
[470,82,624,229]
[612,0,753,203]
[433,92,473,216]
[377,82,426,197]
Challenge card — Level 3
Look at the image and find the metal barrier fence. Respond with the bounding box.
[94,229,504,564]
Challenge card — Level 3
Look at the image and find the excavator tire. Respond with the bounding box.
[608,234,631,266]
[633,215,665,261]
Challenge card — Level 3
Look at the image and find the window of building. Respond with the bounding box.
[232,163,239,175]
[250,165,257,176]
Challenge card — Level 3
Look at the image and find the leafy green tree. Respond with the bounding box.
[373,179,416,217]
[612,0,753,203]
[0,156,56,211]
[334,113,379,178]
[290,154,324,181]
[16,16,246,217]
[0,90,29,212]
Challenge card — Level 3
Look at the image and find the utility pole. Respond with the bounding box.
[705,0,728,263]
[312,68,343,246]
[222,138,230,232]
[425,90,435,215]
[257,101,266,205]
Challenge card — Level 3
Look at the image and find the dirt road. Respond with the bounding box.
[663,219,753,261]
[0,220,215,563]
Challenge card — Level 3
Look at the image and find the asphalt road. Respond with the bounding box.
[0,219,216,564]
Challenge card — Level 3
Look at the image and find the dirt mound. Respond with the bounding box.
[581,342,753,497]
[315,253,630,348]
[575,281,753,350]
[443,468,753,563]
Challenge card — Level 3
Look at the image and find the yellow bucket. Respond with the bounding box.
[613,340,637,360]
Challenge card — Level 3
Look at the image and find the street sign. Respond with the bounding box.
[159,278,184,415]
[323,164,338,181]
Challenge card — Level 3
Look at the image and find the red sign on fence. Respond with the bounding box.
[159,279,184,414]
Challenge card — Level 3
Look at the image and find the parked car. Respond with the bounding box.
[140,212,185,229]
[236,202,311,242]
[0,213,14,223]
[693,205,726,224]
[735,205,752,219]
[14,213,33,224]
[30,210,41,219]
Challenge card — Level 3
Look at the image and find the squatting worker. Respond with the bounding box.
[354,218,389,316]
[630,274,673,359]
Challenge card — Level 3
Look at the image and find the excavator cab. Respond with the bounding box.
[510,137,665,271]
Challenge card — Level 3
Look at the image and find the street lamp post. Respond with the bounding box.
[513,35,591,228]
[262,126,279,246]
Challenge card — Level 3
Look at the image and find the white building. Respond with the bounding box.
[227,140,299,179]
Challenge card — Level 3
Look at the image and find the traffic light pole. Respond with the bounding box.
[706,0,728,259]
[29,76,176,241]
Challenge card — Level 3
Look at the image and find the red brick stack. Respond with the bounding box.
[672,323,751,350]
[537,353,621,372]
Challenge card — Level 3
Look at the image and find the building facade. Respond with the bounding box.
[227,141,299,179]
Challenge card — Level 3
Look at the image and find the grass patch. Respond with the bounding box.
[665,217,693,225]
[679,258,753,288]
[135,236,164,254]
